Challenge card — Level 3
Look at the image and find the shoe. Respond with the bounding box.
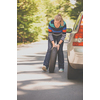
[42,66,47,71]
[59,68,64,72]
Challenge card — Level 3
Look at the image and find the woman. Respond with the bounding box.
[42,14,67,72]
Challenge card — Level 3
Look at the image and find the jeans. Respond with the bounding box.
[43,35,64,69]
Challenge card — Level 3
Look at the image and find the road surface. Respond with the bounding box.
[17,40,83,100]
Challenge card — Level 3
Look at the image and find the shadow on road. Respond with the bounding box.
[17,49,83,100]
[17,80,83,100]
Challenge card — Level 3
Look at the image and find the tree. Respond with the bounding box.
[63,0,83,20]
[17,0,39,43]
[17,0,83,43]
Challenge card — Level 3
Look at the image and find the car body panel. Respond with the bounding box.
[67,12,83,69]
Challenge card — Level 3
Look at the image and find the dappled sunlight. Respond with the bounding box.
[20,81,75,90]
[17,73,52,81]
[17,40,83,100]
[17,90,26,95]
[17,82,22,86]
[17,69,42,74]
[17,60,43,63]
[17,62,43,73]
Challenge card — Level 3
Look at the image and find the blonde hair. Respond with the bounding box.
[54,14,64,26]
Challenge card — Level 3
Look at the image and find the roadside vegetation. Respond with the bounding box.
[17,0,83,44]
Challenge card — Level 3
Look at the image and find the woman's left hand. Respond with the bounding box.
[56,44,60,51]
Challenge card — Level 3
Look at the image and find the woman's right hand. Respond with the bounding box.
[51,41,55,48]
[53,44,56,48]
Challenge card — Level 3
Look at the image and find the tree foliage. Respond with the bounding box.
[17,0,41,43]
[17,0,83,43]
[65,0,83,20]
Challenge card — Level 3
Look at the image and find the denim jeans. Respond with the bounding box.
[43,35,64,69]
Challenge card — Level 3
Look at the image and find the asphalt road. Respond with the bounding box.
[17,40,83,100]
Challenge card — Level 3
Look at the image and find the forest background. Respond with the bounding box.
[17,0,83,44]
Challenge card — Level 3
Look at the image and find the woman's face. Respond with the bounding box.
[54,20,61,28]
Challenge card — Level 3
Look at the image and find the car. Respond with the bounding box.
[67,11,83,79]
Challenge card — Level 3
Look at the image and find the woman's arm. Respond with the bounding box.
[48,22,56,47]
[51,40,55,47]
[60,23,67,43]
[60,34,66,42]
[58,39,63,45]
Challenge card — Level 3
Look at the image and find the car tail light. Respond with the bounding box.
[73,16,83,46]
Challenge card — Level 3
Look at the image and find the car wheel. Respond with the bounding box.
[49,47,57,73]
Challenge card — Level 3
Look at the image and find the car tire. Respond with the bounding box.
[49,47,57,73]
[67,60,77,79]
